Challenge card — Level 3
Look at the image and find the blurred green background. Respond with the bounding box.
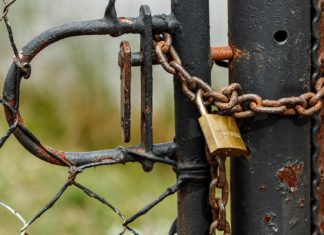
[0,1,228,234]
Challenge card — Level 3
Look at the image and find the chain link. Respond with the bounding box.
[154,33,324,119]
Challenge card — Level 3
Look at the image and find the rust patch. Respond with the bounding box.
[297,197,305,208]
[93,156,115,163]
[3,98,24,125]
[228,42,248,59]
[36,146,65,166]
[277,162,304,192]
[263,213,279,232]
[43,145,73,166]
[227,41,249,83]
[134,147,145,154]
[259,185,267,192]
[118,17,133,25]
[145,106,151,113]
[210,46,234,61]
[17,51,29,64]
[119,41,132,142]
[263,214,272,225]
[232,47,248,58]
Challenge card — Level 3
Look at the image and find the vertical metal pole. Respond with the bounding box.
[171,0,212,234]
[140,5,154,171]
[229,1,311,234]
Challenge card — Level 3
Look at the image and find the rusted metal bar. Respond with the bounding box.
[229,0,311,234]
[171,0,212,234]
[210,46,233,61]
[126,46,234,67]
[67,142,177,167]
[118,41,132,143]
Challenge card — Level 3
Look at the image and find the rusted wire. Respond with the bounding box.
[19,165,139,235]
[0,0,16,22]
[2,0,18,56]
[155,33,324,119]
[123,179,184,226]
[1,0,31,78]
[21,181,72,234]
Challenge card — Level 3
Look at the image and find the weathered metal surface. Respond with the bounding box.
[118,41,132,143]
[229,0,311,234]
[139,5,154,171]
[171,0,212,234]
[210,46,233,61]
[277,162,304,192]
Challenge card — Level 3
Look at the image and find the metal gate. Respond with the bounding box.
[0,0,323,234]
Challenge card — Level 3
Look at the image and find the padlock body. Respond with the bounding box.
[199,114,247,157]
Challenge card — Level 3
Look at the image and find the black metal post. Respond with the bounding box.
[171,0,212,234]
[229,1,311,234]
[140,5,154,171]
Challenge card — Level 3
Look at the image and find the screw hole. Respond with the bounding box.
[273,30,288,45]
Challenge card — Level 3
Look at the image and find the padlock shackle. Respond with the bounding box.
[195,89,208,115]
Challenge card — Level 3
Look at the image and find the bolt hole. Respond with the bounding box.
[273,30,288,45]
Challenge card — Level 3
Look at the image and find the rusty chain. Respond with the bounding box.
[206,147,230,235]
[154,33,324,119]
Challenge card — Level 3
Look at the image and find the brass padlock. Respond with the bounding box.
[196,90,247,157]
